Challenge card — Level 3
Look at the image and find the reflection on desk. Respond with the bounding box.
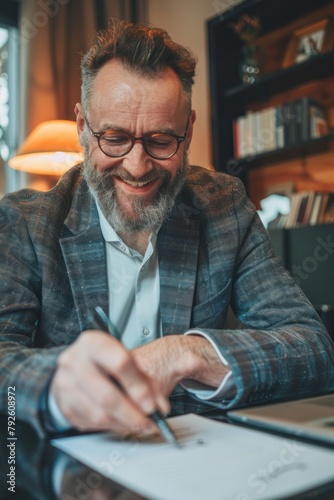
[0,416,144,499]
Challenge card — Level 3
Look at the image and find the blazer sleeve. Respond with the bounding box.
[0,195,66,437]
[188,178,334,409]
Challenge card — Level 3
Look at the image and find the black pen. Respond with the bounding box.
[91,306,181,448]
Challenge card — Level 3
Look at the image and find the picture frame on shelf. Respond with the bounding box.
[283,17,334,68]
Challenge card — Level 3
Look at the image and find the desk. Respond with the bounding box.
[1,413,334,500]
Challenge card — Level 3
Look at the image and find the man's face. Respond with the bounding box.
[76,60,195,232]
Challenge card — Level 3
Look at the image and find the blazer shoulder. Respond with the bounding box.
[0,165,86,235]
[0,166,83,216]
[184,165,249,212]
[186,165,245,193]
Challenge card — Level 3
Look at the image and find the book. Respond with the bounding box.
[294,98,303,145]
[310,104,329,138]
[299,97,329,142]
[309,193,323,225]
[249,110,258,156]
[275,105,284,149]
[238,115,248,158]
[317,193,330,224]
[285,193,302,228]
[295,192,310,226]
[302,191,316,225]
[258,108,270,153]
[322,194,334,223]
[232,118,240,158]
[282,101,297,148]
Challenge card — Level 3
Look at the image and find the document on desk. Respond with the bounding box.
[52,414,334,500]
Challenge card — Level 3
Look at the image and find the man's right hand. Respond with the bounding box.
[50,330,170,435]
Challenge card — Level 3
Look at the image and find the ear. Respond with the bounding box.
[74,103,86,146]
[186,109,196,145]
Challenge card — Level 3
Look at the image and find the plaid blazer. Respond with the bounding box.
[0,165,333,435]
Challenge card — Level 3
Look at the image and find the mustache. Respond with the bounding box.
[107,166,169,183]
[94,165,170,191]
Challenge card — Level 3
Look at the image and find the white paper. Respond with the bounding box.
[52,414,334,500]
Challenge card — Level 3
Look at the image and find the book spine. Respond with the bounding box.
[275,106,284,149]
[238,115,247,158]
[283,102,294,148]
[294,99,302,145]
[300,97,311,142]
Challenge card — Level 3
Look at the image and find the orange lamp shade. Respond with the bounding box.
[8,120,84,176]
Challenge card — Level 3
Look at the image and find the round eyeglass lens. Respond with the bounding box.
[145,134,178,158]
[98,131,179,159]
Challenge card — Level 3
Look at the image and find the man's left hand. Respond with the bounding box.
[131,335,229,397]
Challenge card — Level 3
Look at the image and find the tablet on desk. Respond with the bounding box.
[227,392,334,446]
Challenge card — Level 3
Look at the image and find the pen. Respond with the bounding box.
[91,306,181,448]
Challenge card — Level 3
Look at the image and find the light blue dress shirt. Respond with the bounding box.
[97,204,162,349]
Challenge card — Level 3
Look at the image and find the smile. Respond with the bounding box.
[121,178,155,187]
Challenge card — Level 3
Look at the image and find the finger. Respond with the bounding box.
[73,360,157,433]
[147,377,171,416]
[84,331,169,415]
[52,354,156,434]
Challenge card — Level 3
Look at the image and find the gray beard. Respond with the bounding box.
[82,152,188,233]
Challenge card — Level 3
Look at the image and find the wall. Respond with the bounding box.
[147,0,242,170]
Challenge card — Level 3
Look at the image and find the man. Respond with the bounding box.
[0,21,333,437]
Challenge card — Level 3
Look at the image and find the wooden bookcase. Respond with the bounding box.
[207,0,334,208]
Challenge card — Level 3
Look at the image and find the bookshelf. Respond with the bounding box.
[207,0,334,208]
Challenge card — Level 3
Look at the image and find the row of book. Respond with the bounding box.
[233,97,330,159]
[269,191,334,229]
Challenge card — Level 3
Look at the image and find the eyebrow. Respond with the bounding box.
[97,122,179,136]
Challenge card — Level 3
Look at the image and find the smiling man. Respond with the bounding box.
[0,21,333,437]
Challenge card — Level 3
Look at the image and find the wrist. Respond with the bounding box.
[179,334,229,387]
[176,335,209,381]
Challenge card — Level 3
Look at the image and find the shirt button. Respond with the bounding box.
[143,327,150,336]
[120,244,126,252]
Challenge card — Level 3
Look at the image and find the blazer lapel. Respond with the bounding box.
[158,214,200,335]
[59,181,108,331]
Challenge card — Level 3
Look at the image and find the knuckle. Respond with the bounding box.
[113,350,133,373]
[131,384,154,410]
[94,386,115,408]
[90,407,109,428]
[57,348,72,370]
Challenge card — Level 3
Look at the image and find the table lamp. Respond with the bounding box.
[8,120,83,176]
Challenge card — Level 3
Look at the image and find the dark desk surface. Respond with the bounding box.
[1,413,334,500]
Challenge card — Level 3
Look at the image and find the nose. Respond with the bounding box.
[121,141,154,178]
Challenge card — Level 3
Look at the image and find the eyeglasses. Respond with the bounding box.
[85,118,189,160]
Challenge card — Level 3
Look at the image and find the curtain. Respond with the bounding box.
[19,0,148,139]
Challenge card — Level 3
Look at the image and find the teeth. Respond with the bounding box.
[122,179,153,187]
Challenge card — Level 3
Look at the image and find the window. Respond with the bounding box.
[0,1,19,197]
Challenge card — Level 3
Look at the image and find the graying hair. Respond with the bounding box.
[80,20,197,114]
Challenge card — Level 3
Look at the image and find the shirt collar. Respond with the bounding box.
[96,202,122,244]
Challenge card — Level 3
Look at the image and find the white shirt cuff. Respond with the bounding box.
[181,329,236,401]
[48,391,73,432]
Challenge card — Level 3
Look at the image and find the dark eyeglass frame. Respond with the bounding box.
[85,117,190,160]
